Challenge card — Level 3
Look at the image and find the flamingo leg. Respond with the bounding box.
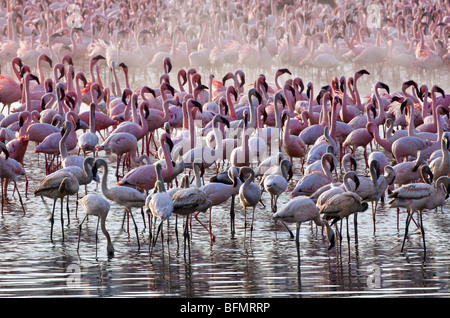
[230,194,235,235]
[1,178,3,216]
[60,197,65,242]
[50,198,57,242]
[128,208,140,250]
[183,214,191,260]
[77,214,88,252]
[401,209,414,252]
[419,211,426,256]
[295,222,301,270]
[13,181,26,215]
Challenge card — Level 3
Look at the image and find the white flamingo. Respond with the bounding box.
[238,166,261,232]
[273,197,335,268]
[388,176,450,256]
[77,194,114,257]
[93,158,145,249]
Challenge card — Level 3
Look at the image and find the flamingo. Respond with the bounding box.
[146,162,173,256]
[77,194,114,257]
[171,158,212,255]
[77,103,99,156]
[0,57,22,114]
[313,168,358,204]
[116,132,174,192]
[261,158,292,212]
[291,153,335,197]
[428,133,450,181]
[281,109,307,167]
[182,114,230,171]
[59,120,85,169]
[320,190,369,248]
[95,132,150,179]
[388,176,450,256]
[238,167,261,232]
[201,166,242,238]
[342,121,373,169]
[34,168,79,242]
[0,142,26,215]
[93,158,145,249]
[392,151,426,187]
[273,197,335,269]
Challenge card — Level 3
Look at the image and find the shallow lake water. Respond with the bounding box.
[0,64,449,299]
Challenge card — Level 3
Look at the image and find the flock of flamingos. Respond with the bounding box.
[0,0,449,265]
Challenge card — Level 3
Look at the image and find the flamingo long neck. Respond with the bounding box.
[407,103,416,136]
[346,78,356,106]
[340,80,351,122]
[38,56,45,84]
[243,125,249,165]
[307,85,314,115]
[75,74,83,105]
[329,100,338,142]
[225,87,237,120]
[320,96,329,126]
[283,116,291,144]
[162,100,171,122]
[188,104,195,149]
[431,88,440,127]
[130,95,139,124]
[139,105,148,134]
[25,77,32,112]
[66,66,74,92]
[436,106,444,141]
[89,58,97,83]
[161,138,173,179]
[59,124,71,160]
[89,104,96,134]
[100,216,114,255]
[194,164,202,188]
[99,161,111,197]
[402,85,419,104]
[372,124,392,152]
[374,89,386,125]
[111,65,121,95]
[213,118,224,159]
[343,173,356,192]
[283,86,295,116]
[370,164,379,188]
[353,76,362,110]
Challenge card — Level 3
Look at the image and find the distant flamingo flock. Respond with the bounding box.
[0,0,449,261]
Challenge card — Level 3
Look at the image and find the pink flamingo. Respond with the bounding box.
[274,197,335,266]
[392,151,426,187]
[34,111,81,174]
[417,85,446,133]
[0,142,26,216]
[201,166,242,238]
[281,109,307,166]
[169,98,202,157]
[95,131,150,180]
[110,95,149,142]
[145,98,179,155]
[59,121,85,169]
[366,122,392,153]
[298,92,332,146]
[0,57,23,114]
[339,76,361,123]
[1,73,40,128]
[342,118,374,169]
[116,132,174,192]
[78,83,119,137]
[290,152,335,198]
